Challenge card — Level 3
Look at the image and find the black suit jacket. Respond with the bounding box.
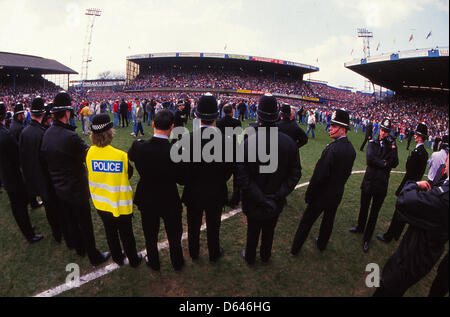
[128,136,182,214]
[395,144,428,196]
[305,136,356,207]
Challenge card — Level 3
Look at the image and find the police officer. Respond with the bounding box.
[216,103,242,207]
[41,92,110,266]
[373,154,448,297]
[129,110,184,271]
[377,123,429,243]
[291,109,356,255]
[86,114,142,268]
[0,102,43,243]
[237,94,301,265]
[359,119,373,151]
[19,97,62,242]
[173,100,187,128]
[179,93,233,262]
[350,118,399,252]
[276,104,308,149]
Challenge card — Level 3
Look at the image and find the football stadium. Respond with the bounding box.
[0,1,449,304]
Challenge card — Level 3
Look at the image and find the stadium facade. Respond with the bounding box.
[345,47,449,94]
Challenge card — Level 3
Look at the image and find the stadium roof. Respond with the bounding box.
[127,52,319,77]
[344,47,449,93]
[0,52,78,75]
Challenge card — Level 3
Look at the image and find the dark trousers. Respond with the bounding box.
[357,191,386,243]
[136,122,144,137]
[97,210,140,266]
[245,215,279,264]
[121,113,128,127]
[429,252,449,297]
[360,137,370,151]
[383,208,406,241]
[291,202,338,254]
[43,198,62,242]
[239,112,245,121]
[60,199,103,265]
[187,205,222,261]
[6,191,35,241]
[141,209,184,270]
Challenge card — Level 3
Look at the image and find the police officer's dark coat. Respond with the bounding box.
[216,115,242,133]
[40,120,90,205]
[9,118,24,143]
[395,144,428,196]
[0,123,26,193]
[361,138,399,195]
[305,136,356,208]
[19,120,53,201]
[128,136,182,214]
[237,127,301,220]
[379,180,449,294]
[276,118,308,148]
[179,127,233,210]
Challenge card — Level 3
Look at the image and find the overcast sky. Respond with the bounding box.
[1,0,448,90]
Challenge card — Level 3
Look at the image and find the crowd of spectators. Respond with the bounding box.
[1,71,448,149]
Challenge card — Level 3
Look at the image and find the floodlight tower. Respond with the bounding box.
[357,28,374,93]
[80,8,102,84]
[357,28,373,59]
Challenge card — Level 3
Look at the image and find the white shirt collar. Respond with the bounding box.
[415,143,424,148]
[153,133,169,140]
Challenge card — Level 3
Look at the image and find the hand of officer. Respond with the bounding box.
[416,180,432,191]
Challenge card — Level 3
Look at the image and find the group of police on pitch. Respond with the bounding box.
[0,91,448,296]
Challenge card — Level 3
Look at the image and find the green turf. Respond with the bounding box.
[0,116,447,297]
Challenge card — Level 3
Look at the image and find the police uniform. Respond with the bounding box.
[174,101,188,128]
[19,97,62,242]
[179,94,233,262]
[373,178,449,297]
[9,104,25,143]
[350,118,399,252]
[0,103,42,242]
[41,92,109,266]
[291,110,356,254]
[216,109,242,207]
[378,123,429,243]
[276,104,308,149]
[86,114,141,267]
[237,94,301,265]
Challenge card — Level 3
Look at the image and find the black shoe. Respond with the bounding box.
[349,227,363,234]
[145,255,160,271]
[363,242,370,253]
[210,248,224,263]
[129,253,143,268]
[91,251,111,266]
[376,234,392,243]
[28,234,44,243]
[113,251,126,266]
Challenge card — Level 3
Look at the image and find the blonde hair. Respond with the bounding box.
[90,128,115,147]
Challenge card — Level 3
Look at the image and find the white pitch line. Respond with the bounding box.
[33,169,405,297]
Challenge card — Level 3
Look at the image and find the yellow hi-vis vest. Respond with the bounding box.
[86,145,133,217]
